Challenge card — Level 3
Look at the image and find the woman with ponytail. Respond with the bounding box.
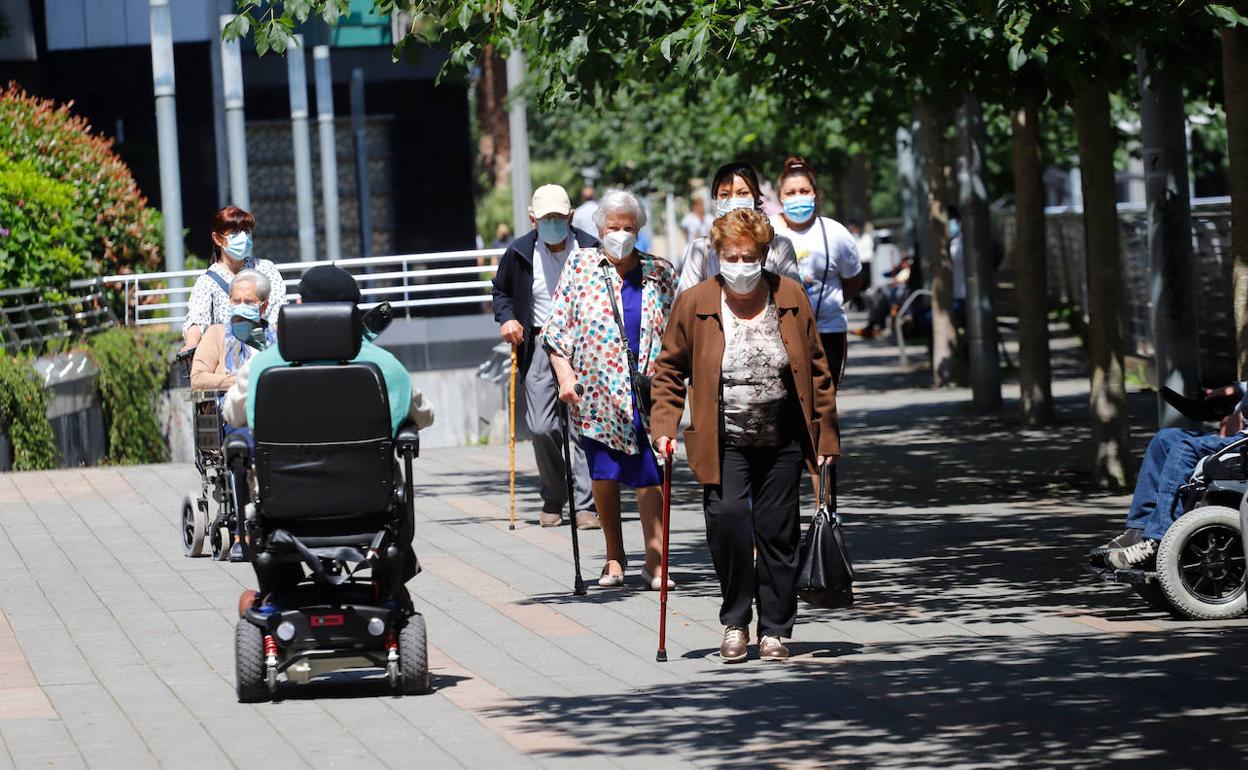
[771,157,864,386]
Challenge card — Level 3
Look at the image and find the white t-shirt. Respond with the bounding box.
[572,201,599,239]
[530,238,571,327]
[770,215,862,333]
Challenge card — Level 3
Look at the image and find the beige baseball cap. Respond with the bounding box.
[530,184,572,218]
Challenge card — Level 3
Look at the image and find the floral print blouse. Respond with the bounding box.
[542,247,676,455]
[182,257,287,335]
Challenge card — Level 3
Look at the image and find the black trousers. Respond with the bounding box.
[819,331,847,387]
[703,436,804,638]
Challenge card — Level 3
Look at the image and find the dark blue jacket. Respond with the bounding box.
[492,226,599,371]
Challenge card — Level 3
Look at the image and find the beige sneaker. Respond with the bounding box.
[720,627,749,664]
[575,510,601,530]
[539,504,564,527]
[759,635,790,661]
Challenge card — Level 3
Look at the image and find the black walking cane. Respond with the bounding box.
[656,449,673,662]
[560,383,587,596]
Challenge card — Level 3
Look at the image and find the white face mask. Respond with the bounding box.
[719,260,763,294]
[714,197,755,218]
[601,230,637,262]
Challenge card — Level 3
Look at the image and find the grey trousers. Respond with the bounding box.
[524,347,596,513]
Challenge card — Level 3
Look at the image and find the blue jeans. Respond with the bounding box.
[1127,428,1238,541]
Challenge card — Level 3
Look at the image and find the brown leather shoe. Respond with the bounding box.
[720,627,749,664]
[575,510,601,530]
[759,635,790,661]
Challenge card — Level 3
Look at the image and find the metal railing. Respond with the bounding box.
[1,281,118,354]
[101,248,506,327]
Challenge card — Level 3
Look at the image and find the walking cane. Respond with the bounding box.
[560,383,587,595]
[508,347,518,530]
[656,449,673,662]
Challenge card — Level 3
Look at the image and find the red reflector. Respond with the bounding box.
[311,614,345,627]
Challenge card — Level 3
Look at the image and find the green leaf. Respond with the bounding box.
[1208,4,1248,27]
[1008,42,1028,71]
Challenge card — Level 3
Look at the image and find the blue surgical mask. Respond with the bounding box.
[229,303,261,344]
[223,231,253,261]
[783,195,816,224]
[714,197,755,218]
[536,217,569,246]
[949,219,961,238]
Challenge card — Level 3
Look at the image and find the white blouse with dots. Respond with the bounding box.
[182,257,287,334]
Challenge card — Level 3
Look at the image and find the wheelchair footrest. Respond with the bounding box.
[1085,564,1157,585]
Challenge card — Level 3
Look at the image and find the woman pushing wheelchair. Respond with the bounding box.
[651,208,840,663]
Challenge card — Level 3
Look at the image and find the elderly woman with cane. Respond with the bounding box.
[651,208,840,663]
[542,189,677,590]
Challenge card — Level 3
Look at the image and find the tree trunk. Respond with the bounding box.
[1139,49,1201,429]
[918,99,958,387]
[1223,11,1248,378]
[475,44,510,186]
[957,92,1002,412]
[1010,91,1054,426]
[1073,79,1130,489]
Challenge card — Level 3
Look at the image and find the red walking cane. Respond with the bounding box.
[656,450,673,662]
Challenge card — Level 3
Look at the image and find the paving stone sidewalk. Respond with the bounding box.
[1,333,1246,769]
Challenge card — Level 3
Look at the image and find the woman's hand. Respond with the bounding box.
[557,375,582,405]
[652,436,678,458]
[817,455,836,467]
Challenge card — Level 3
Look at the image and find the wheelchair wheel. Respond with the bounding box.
[181,496,206,558]
[1156,506,1247,620]
[398,614,430,695]
[234,620,268,703]
[212,526,231,562]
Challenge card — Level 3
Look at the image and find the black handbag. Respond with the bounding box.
[796,463,854,608]
[599,263,653,415]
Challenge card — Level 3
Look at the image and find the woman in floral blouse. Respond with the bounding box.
[542,190,677,590]
[181,205,286,350]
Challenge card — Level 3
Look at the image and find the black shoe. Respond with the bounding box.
[1106,538,1158,570]
[228,541,247,563]
[1089,528,1144,567]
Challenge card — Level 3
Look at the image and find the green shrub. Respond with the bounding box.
[85,328,171,465]
[0,83,163,289]
[0,352,57,471]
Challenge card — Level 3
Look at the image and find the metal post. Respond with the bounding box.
[207,3,228,208]
[148,0,184,276]
[896,124,918,262]
[1139,49,1201,429]
[350,68,373,260]
[314,46,342,262]
[506,50,532,237]
[287,35,316,262]
[956,92,1002,412]
[219,14,249,209]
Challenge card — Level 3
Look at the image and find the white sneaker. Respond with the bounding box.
[1106,538,1157,570]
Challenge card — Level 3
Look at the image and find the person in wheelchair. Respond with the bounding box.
[222,265,433,595]
[222,267,435,699]
[189,269,276,392]
[1092,383,1248,570]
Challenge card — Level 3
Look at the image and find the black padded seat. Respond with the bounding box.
[254,303,394,520]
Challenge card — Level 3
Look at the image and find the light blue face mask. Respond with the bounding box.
[949,219,961,238]
[714,197,755,219]
[536,216,569,246]
[229,303,263,346]
[223,231,253,262]
[783,195,816,224]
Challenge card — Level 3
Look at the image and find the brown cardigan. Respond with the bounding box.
[650,272,840,486]
[189,324,236,391]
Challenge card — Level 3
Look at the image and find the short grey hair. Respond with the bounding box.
[592,189,647,233]
[231,269,271,301]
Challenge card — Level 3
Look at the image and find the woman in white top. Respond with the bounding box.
[677,162,799,295]
[770,156,864,386]
[181,205,287,350]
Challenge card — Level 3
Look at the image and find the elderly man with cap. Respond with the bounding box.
[492,184,601,530]
[222,265,433,433]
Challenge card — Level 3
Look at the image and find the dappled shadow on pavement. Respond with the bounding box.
[485,629,1248,768]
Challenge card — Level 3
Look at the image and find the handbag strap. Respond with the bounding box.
[813,217,832,322]
[818,461,841,524]
[599,262,645,388]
